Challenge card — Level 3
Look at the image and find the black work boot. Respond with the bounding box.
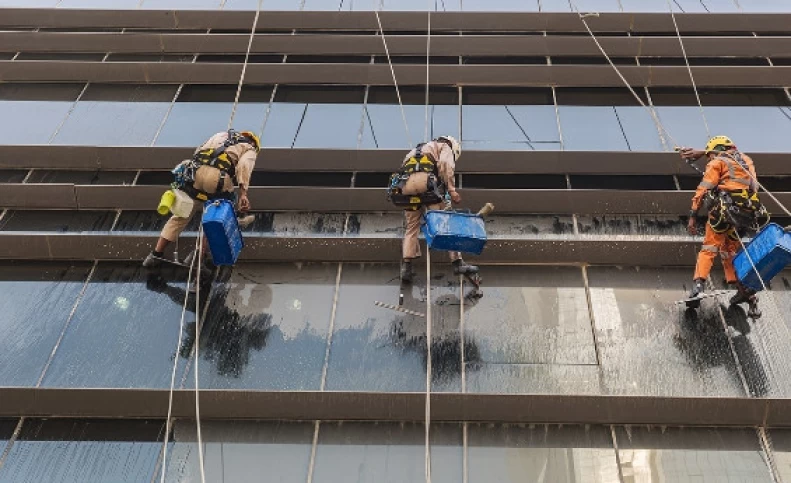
[400,260,414,284]
[686,279,705,308]
[731,283,761,319]
[452,259,479,276]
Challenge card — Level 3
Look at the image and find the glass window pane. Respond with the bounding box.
[540,0,572,11]
[463,0,538,10]
[0,101,73,145]
[615,426,772,481]
[738,0,791,12]
[156,102,268,147]
[769,428,791,481]
[468,424,620,483]
[0,262,91,387]
[113,210,201,233]
[313,422,462,483]
[293,104,364,148]
[40,263,192,388]
[223,0,300,8]
[0,210,116,232]
[141,0,223,8]
[0,419,162,483]
[702,0,741,12]
[0,0,57,5]
[58,0,138,7]
[620,0,667,11]
[572,0,621,12]
[243,212,348,235]
[576,214,689,237]
[325,264,462,392]
[52,85,176,146]
[181,263,335,390]
[558,106,630,150]
[586,266,747,396]
[25,170,137,185]
[261,102,305,148]
[0,170,28,183]
[614,106,665,151]
[654,106,710,150]
[164,420,313,482]
[463,105,559,151]
[375,0,460,10]
[670,0,709,12]
[362,104,459,149]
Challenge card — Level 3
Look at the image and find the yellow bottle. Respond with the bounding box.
[157,190,176,216]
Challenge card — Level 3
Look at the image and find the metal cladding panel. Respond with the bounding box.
[1,10,790,34]
[1,32,790,58]
[0,183,76,209]
[2,61,791,87]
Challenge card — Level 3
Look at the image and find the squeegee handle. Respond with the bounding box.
[477,202,495,217]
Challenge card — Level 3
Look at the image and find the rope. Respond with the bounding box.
[374,9,414,147]
[424,10,431,143]
[160,2,263,481]
[422,3,433,482]
[666,0,710,138]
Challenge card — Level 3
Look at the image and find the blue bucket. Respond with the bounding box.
[734,223,791,291]
[421,210,487,255]
[202,199,244,266]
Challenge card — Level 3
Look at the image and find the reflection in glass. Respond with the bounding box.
[58,0,139,7]
[156,103,268,147]
[164,420,313,482]
[325,264,472,392]
[178,263,335,390]
[463,105,560,151]
[0,210,116,232]
[463,0,538,10]
[41,263,192,388]
[467,423,620,483]
[361,104,459,149]
[140,0,222,8]
[0,170,29,183]
[25,170,137,185]
[313,422,462,483]
[557,106,630,151]
[0,101,73,145]
[0,262,91,387]
[614,106,666,151]
[293,103,364,148]
[615,426,772,481]
[0,419,163,483]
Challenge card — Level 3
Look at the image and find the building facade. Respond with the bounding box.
[1,0,791,481]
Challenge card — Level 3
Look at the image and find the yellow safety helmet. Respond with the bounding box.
[240,131,261,152]
[705,135,735,153]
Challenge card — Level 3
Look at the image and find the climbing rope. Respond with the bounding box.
[423,3,433,483]
[159,2,264,482]
[374,9,414,147]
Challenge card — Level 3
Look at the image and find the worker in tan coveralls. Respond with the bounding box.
[398,135,479,283]
[143,129,259,268]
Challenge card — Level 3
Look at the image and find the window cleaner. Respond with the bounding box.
[386,135,479,285]
[142,129,260,272]
[678,136,770,318]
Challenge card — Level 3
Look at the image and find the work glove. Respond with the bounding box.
[687,217,697,236]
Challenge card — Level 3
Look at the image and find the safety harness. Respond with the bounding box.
[387,143,446,209]
[703,151,768,236]
[172,129,254,202]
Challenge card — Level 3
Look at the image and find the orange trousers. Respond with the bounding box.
[694,221,739,283]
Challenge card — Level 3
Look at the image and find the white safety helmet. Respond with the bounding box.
[438,135,461,160]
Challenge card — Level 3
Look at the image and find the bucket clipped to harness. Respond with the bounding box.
[387,143,445,208]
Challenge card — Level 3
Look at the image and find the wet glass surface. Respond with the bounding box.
[361,104,459,150]
[241,212,348,236]
[0,419,163,483]
[0,262,91,387]
[25,170,136,185]
[0,210,116,232]
[0,170,28,183]
[769,428,791,481]
[182,263,335,390]
[313,421,462,483]
[587,266,747,396]
[464,265,595,364]
[485,214,577,237]
[577,215,689,237]
[51,85,178,146]
[164,420,313,482]
[41,262,192,388]
[466,362,603,394]
[614,426,771,481]
[292,103,363,149]
[325,263,463,392]
[467,423,620,483]
[462,105,560,151]
[0,101,73,145]
[348,212,403,237]
[113,210,200,233]
[155,103,268,147]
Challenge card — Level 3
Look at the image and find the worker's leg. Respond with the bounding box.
[144,202,200,267]
[693,222,724,282]
[720,233,740,284]
[400,208,422,282]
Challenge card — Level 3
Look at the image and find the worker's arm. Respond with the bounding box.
[688,159,722,235]
[235,148,257,212]
[437,147,460,203]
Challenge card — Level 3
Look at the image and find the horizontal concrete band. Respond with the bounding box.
[10,146,786,176]
[0,387,786,427]
[1,9,790,34]
[0,232,699,266]
[2,61,790,87]
[2,184,791,215]
[3,32,790,58]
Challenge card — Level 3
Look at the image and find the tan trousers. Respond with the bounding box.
[161,165,234,242]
